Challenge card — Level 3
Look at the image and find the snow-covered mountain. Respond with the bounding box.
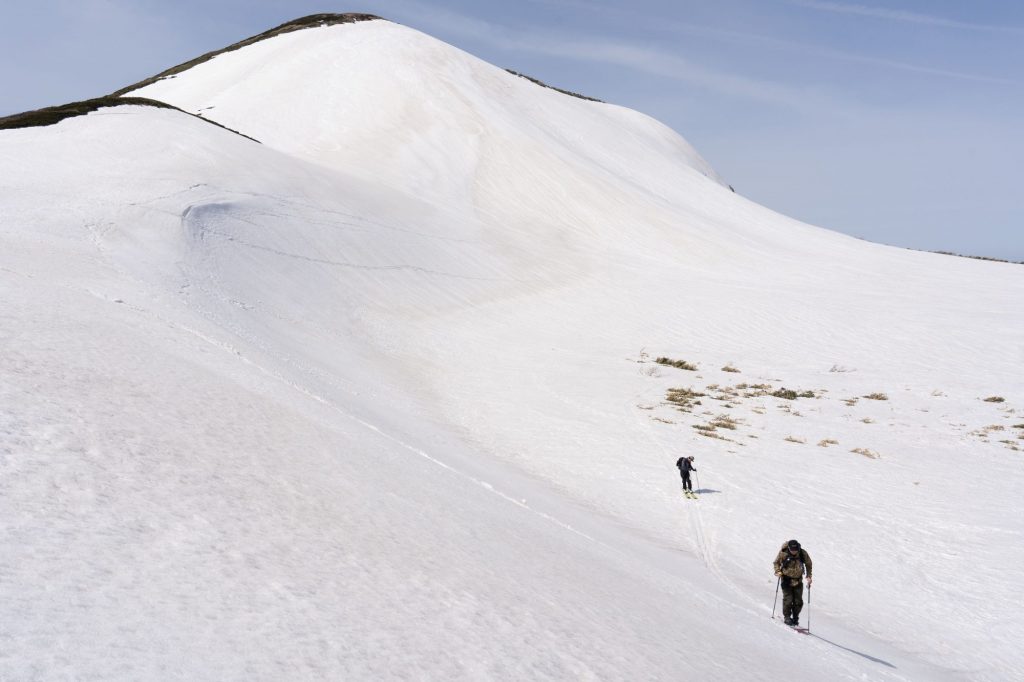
[2,14,1022,680]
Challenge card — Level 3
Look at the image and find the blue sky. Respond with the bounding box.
[3,0,1021,260]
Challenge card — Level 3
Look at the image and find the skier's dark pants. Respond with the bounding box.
[781,579,804,622]
[680,472,692,491]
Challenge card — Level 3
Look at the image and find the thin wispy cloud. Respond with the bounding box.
[654,19,1016,86]
[792,0,1024,34]
[516,35,834,110]
[379,0,1016,125]
[805,45,1016,85]
[382,0,838,111]
[525,0,1016,85]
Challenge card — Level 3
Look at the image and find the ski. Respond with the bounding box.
[773,617,809,634]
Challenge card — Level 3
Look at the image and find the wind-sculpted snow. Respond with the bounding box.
[2,17,1023,681]
[181,201,514,283]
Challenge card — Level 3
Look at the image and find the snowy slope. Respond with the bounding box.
[2,16,1022,680]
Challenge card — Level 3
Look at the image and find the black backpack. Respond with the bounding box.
[781,546,807,570]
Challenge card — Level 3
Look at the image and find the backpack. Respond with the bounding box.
[780,545,807,571]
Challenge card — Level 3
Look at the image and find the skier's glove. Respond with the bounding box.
[806,576,813,586]
[774,571,782,578]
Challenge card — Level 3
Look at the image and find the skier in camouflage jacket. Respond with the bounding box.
[774,539,813,626]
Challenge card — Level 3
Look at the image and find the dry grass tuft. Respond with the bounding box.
[666,387,706,412]
[656,357,698,371]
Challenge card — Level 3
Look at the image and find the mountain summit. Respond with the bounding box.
[1,14,1022,680]
[121,15,727,202]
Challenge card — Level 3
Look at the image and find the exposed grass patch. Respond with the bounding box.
[708,384,742,402]
[0,96,260,141]
[2,96,172,130]
[843,397,859,406]
[784,436,806,444]
[864,393,889,401]
[692,424,729,440]
[861,417,875,424]
[983,396,1006,403]
[505,70,604,102]
[970,425,1006,439]
[771,388,816,400]
[652,417,675,424]
[666,387,706,412]
[656,357,698,371]
[742,383,772,397]
[852,447,880,459]
[710,414,740,430]
[721,364,741,373]
[818,439,839,447]
[931,250,1024,265]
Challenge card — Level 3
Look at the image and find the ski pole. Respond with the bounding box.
[806,582,811,632]
[771,576,780,619]
[695,471,701,493]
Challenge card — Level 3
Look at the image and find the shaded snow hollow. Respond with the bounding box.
[2,16,1022,681]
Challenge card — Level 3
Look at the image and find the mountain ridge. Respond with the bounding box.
[109,13,383,98]
[0,95,260,140]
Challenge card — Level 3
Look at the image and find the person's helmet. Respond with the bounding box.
[787,539,801,550]
[688,455,695,460]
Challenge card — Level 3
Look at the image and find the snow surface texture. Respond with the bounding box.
[2,18,1022,680]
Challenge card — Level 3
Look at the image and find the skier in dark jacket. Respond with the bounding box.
[774,539,813,626]
[675,455,696,492]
